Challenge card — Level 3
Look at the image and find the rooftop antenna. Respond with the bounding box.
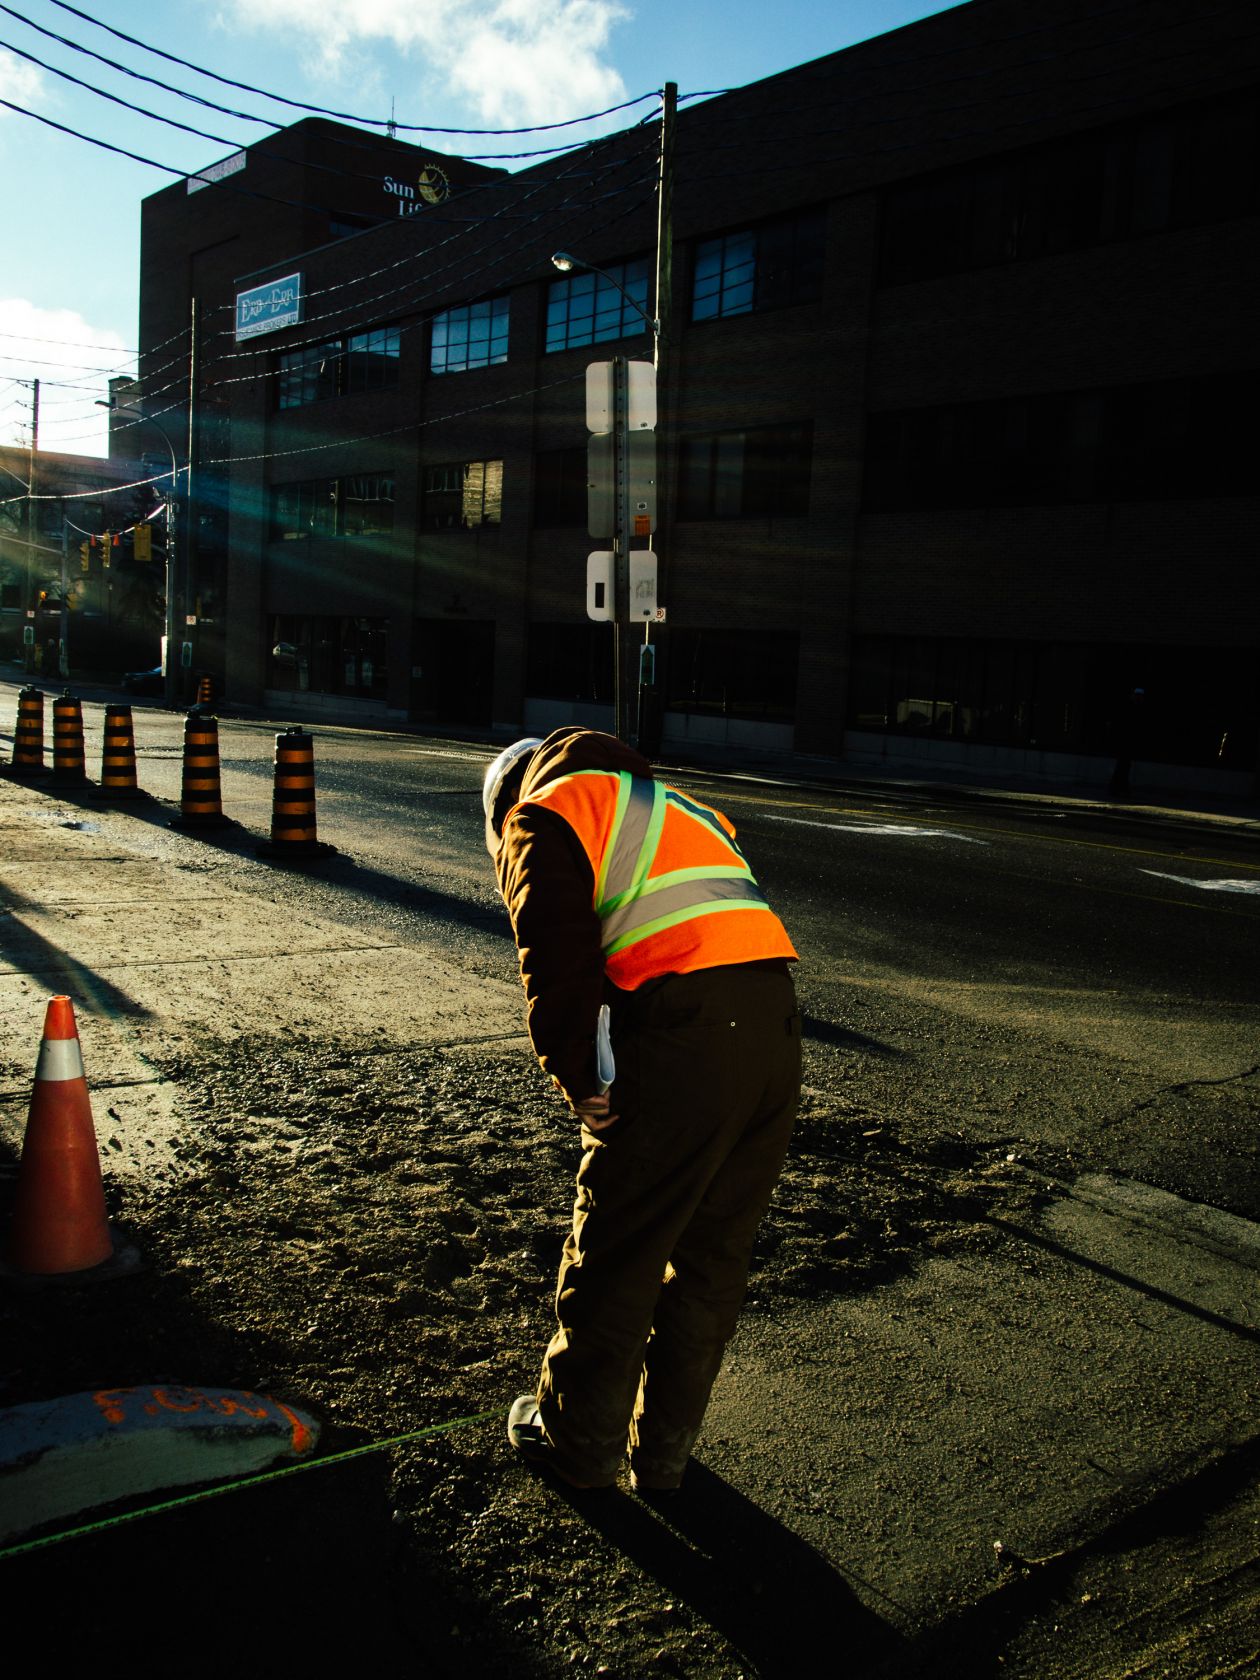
[387,98,397,140]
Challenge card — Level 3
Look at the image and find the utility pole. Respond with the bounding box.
[654,85,676,378]
[179,294,200,703]
[641,82,676,753]
[58,523,69,679]
[23,379,39,656]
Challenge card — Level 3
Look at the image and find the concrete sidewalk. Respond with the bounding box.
[0,741,1257,1669]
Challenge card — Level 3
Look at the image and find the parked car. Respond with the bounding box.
[122,665,164,696]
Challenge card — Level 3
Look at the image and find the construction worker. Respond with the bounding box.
[483,727,801,1492]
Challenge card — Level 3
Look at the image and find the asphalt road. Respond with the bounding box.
[68,694,1258,1221]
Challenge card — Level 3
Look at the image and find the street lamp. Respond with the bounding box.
[550,252,659,341]
[97,400,181,707]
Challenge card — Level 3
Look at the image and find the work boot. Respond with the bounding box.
[506,1395,612,1491]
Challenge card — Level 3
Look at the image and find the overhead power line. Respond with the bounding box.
[45,0,656,136]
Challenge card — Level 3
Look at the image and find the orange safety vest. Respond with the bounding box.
[514,769,797,989]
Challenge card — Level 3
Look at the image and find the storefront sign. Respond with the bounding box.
[235,274,303,341]
[384,165,451,216]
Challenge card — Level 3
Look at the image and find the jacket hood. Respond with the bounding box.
[518,727,652,801]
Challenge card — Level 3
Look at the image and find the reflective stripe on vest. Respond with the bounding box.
[587,772,773,957]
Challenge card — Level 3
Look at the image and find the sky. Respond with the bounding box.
[0,0,964,457]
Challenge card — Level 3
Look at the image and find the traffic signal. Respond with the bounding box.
[134,523,152,562]
[79,541,90,573]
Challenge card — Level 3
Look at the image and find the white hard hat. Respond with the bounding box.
[483,737,543,855]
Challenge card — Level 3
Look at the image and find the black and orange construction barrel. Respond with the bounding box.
[97,704,143,800]
[51,692,87,785]
[257,727,336,859]
[170,708,229,827]
[6,687,46,776]
[195,674,213,707]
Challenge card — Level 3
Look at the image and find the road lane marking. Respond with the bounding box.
[401,748,495,764]
[699,785,1260,871]
[763,814,989,843]
[1140,870,1260,896]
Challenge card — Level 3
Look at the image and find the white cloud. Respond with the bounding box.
[0,299,131,459]
[0,47,48,112]
[211,0,629,128]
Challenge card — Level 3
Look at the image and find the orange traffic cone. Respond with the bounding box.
[7,997,114,1276]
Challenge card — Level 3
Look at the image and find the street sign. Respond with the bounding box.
[586,552,615,622]
[587,432,615,539]
[587,429,656,538]
[586,360,656,432]
[628,551,658,620]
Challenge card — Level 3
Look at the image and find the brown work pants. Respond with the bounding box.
[537,962,801,1486]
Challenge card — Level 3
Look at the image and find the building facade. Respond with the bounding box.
[134,0,1260,793]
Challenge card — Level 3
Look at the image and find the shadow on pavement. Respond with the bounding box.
[560,1461,909,1676]
[984,1216,1260,1347]
[0,878,151,1024]
[801,1014,905,1058]
[1,1447,549,1671]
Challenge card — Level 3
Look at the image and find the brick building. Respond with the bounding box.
[134,0,1260,793]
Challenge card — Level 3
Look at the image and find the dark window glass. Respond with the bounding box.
[545,258,652,353]
[342,472,395,536]
[880,85,1260,286]
[275,325,400,408]
[270,478,337,539]
[270,475,395,537]
[269,614,388,696]
[665,628,799,722]
[691,210,825,321]
[679,422,812,519]
[431,297,509,374]
[526,622,614,703]
[848,636,1260,770]
[863,375,1258,510]
[344,326,401,393]
[276,341,341,409]
[423,461,503,529]
[534,447,588,527]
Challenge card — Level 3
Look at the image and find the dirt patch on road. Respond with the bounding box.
[2,1033,1052,1672]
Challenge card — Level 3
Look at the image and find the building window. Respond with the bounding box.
[269,615,388,697]
[666,628,799,722]
[691,210,826,322]
[270,474,395,538]
[423,460,504,530]
[678,422,813,519]
[271,478,337,539]
[878,85,1260,287]
[276,326,400,408]
[345,328,402,393]
[862,373,1257,511]
[545,258,651,353]
[430,297,509,374]
[276,341,342,409]
[526,623,614,704]
[534,447,587,527]
[847,635,1259,771]
[341,472,395,536]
